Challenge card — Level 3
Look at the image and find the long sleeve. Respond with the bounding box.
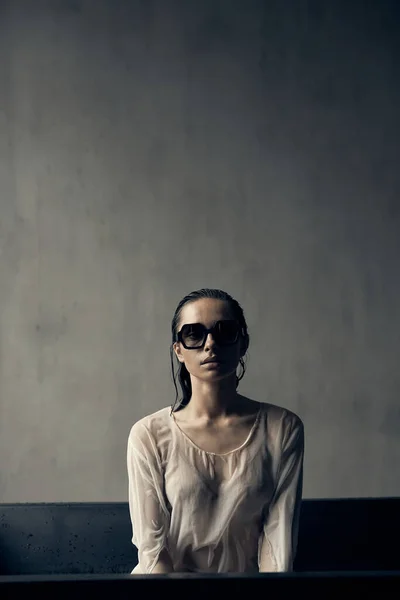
[127,422,171,574]
[258,413,304,572]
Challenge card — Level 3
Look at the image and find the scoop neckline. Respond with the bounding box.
[170,402,262,457]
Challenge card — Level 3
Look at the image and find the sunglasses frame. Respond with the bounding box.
[177,319,241,350]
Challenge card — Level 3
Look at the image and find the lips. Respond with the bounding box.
[202,357,222,364]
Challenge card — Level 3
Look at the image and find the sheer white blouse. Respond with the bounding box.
[127,401,304,574]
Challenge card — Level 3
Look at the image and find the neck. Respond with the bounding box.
[185,375,240,420]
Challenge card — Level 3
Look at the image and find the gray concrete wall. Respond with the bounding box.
[0,0,399,502]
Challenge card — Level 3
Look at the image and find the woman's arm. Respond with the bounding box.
[150,548,174,574]
[259,412,305,572]
[127,422,174,574]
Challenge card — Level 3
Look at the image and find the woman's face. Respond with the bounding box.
[173,298,246,383]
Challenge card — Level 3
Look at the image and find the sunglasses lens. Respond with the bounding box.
[217,321,239,344]
[181,324,206,348]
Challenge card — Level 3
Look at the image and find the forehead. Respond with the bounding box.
[179,298,233,327]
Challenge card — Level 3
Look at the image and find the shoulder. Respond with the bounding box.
[260,401,304,438]
[128,406,172,446]
[257,403,304,464]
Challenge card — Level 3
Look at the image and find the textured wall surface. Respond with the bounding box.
[1,499,399,574]
[0,0,399,501]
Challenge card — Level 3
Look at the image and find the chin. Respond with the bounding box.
[202,368,236,381]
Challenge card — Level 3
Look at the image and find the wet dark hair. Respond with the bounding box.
[169,288,250,413]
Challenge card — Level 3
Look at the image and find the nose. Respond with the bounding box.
[204,332,217,350]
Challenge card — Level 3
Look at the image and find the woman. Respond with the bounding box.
[127,288,304,574]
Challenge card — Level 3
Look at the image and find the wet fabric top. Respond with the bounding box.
[127,401,304,574]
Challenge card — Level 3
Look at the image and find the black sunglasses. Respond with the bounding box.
[177,320,241,350]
